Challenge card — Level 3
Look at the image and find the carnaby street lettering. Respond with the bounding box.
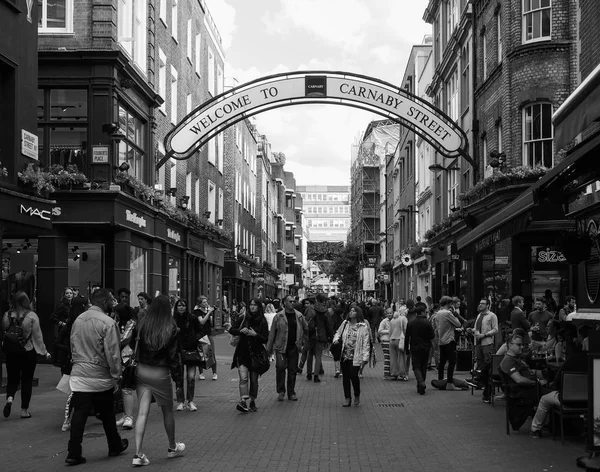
[125,209,147,228]
[164,72,467,163]
[339,83,404,109]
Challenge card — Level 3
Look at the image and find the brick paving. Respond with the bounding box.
[0,336,585,471]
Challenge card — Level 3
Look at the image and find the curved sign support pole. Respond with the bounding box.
[159,71,470,170]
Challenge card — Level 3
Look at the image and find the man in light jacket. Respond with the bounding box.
[66,288,128,465]
[473,298,499,370]
[267,295,308,402]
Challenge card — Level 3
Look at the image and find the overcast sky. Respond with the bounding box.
[205,0,432,186]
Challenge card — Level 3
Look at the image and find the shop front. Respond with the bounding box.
[224,258,251,309]
[203,242,224,329]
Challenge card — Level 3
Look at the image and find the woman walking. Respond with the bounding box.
[51,287,74,334]
[194,296,218,381]
[389,309,408,381]
[332,305,370,407]
[54,296,90,431]
[131,295,185,466]
[378,308,393,379]
[229,298,269,412]
[2,291,51,419]
[173,299,202,411]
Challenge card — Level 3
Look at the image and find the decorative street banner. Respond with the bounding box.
[160,71,470,169]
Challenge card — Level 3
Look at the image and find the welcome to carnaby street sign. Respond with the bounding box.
[159,71,470,169]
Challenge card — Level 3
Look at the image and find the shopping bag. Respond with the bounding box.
[56,374,71,395]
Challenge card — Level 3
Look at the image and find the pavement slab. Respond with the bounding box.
[0,335,585,471]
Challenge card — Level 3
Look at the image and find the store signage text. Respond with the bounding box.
[125,210,147,228]
[167,228,181,243]
[20,204,51,221]
[21,130,38,160]
[163,72,467,169]
[475,230,501,253]
[92,145,109,164]
[537,249,566,264]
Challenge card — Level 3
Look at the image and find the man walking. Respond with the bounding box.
[405,305,435,395]
[312,293,334,382]
[66,288,128,465]
[367,300,384,342]
[436,296,462,390]
[473,298,498,370]
[267,295,308,401]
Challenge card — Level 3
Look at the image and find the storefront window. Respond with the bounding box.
[67,244,104,298]
[531,245,569,304]
[1,240,39,313]
[168,257,180,304]
[118,105,146,182]
[480,239,511,312]
[130,246,147,308]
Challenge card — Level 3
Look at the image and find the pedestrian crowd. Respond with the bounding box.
[0,285,593,467]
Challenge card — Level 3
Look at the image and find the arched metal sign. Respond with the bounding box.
[159,71,470,169]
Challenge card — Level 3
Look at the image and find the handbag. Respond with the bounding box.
[120,328,140,390]
[56,373,71,395]
[330,321,347,361]
[201,343,215,369]
[250,344,270,375]
[181,349,203,365]
[229,313,246,347]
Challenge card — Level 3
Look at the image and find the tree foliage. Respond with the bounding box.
[328,243,360,292]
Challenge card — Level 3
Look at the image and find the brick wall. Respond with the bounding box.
[579,0,600,80]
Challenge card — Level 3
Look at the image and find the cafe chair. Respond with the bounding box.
[489,354,504,408]
[551,371,588,445]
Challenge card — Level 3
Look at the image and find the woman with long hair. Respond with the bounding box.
[332,305,370,407]
[264,302,276,331]
[194,296,218,381]
[131,295,185,466]
[173,298,202,411]
[229,298,269,412]
[389,307,408,381]
[55,296,90,431]
[51,287,74,332]
[378,308,393,380]
[2,291,51,419]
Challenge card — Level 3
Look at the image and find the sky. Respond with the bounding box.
[205,0,433,186]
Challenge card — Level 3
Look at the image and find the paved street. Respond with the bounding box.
[0,335,584,472]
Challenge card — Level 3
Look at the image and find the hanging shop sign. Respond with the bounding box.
[92,145,109,164]
[160,71,469,169]
[362,268,375,291]
[21,130,38,160]
[535,247,567,270]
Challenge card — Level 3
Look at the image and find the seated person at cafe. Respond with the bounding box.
[500,333,547,431]
[529,330,589,439]
[544,320,561,357]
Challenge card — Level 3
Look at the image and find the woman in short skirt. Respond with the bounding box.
[131,295,185,466]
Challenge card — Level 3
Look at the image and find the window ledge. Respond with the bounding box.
[39,32,75,37]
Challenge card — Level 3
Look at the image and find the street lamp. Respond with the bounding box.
[428,163,459,172]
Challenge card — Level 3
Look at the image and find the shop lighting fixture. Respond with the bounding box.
[71,245,79,253]
[73,254,80,261]
[16,249,21,254]
[6,243,12,248]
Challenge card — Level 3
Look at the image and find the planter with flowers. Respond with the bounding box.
[18,164,88,197]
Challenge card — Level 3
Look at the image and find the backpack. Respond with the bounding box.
[2,314,32,353]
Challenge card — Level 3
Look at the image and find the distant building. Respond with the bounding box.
[297,186,351,242]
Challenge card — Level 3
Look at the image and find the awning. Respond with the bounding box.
[553,61,600,150]
[457,152,587,251]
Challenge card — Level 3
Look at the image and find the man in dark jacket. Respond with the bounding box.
[405,305,435,395]
[297,296,316,378]
[311,293,334,383]
[510,295,531,346]
[367,300,384,342]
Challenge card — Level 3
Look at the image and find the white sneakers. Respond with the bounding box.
[176,402,185,411]
[123,416,133,429]
[132,442,185,466]
[212,373,218,381]
[116,416,125,427]
[167,442,186,458]
[187,401,198,412]
[198,374,206,380]
[132,454,150,466]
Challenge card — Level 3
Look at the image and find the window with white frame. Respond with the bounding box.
[497,10,503,64]
[523,0,551,43]
[496,120,503,153]
[187,20,192,62]
[217,133,224,174]
[461,44,470,112]
[158,49,166,115]
[207,180,216,224]
[117,0,147,73]
[446,69,459,121]
[434,13,441,65]
[170,66,177,125]
[169,160,177,205]
[218,188,224,225]
[523,103,553,167]
[171,0,178,42]
[207,136,216,166]
[159,0,166,25]
[447,169,458,211]
[194,178,200,214]
[195,33,201,76]
[207,47,215,96]
[38,0,74,33]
